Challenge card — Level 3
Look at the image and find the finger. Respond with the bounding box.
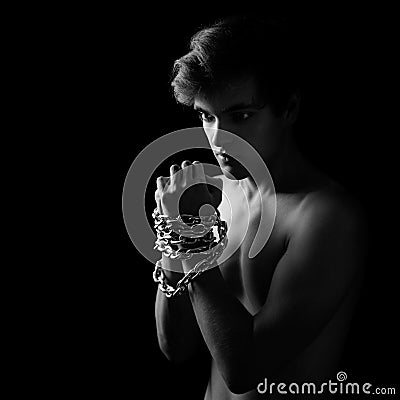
[181,160,191,169]
[181,160,192,183]
[156,176,165,192]
[192,161,206,183]
[156,177,166,213]
[191,160,200,180]
[170,164,180,186]
[155,190,163,214]
[157,176,170,192]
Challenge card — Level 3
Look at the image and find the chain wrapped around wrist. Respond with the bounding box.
[152,208,227,259]
[152,207,228,297]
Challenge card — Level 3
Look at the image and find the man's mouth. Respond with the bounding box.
[214,152,230,162]
[213,149,227,156]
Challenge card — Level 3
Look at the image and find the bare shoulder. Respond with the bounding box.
[296,183,367,234]
[286,183,368,272]
[274,183,368,294]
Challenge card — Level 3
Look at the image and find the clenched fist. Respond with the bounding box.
[155,160,223,217]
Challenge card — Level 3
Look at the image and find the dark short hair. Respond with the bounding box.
[171,15,301,116]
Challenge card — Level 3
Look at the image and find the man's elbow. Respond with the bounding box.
[222,365,256,394]
[225,375,254,395]
[158,335,191,364]
[225,357,293,393]
[222,355,276,394]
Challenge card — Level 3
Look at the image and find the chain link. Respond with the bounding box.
[152,207,228,296]
[153,234,228,297]
[152,207,227,259]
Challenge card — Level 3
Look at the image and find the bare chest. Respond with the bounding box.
[217,183,295,314]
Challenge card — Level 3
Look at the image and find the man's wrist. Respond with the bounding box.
[181,253,205,273]
[161,253,184,275]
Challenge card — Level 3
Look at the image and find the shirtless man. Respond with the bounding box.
[154,15,366,399]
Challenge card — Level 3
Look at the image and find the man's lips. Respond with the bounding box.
[213,149,228,156]
[213,151,231,164]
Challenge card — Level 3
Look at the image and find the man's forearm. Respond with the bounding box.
[185,259,256,394]
[155,254,204,363]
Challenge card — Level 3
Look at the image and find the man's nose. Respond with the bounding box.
[210,123,232,148]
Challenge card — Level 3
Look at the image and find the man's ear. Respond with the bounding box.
[283,92,301,125]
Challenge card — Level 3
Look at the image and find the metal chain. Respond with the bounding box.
[152,207,228,296]
[152,207,227,260]
[153,235,228,298]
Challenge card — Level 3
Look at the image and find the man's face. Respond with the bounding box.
[194,76,288,180]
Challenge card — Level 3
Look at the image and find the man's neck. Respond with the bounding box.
[240,135,326,197]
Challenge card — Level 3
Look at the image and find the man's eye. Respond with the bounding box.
[232,112,253,122]
[198,112,215,123]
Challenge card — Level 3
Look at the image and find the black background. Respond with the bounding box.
[76,5,398,398]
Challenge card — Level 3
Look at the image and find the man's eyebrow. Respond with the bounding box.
[222,102,265,113]
[193,105,210,114]
[194,102,265,115]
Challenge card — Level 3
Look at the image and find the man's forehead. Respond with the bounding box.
[194,76,264,114]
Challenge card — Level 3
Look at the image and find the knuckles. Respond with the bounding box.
[154,162,209,205]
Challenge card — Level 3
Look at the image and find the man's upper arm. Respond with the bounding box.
[253,194,366,373]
